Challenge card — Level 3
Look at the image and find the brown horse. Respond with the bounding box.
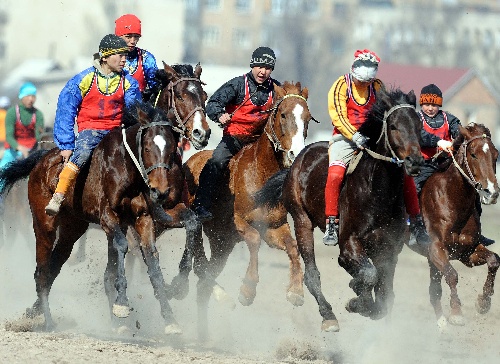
[177,81,313,339]
[255,88,424,332]
[419,123,499,330]
[153,62,210,150]
[0,102,184,334]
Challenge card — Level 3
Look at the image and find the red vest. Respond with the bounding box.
[420,111,450,159]
[5,104,37,149]
[128,49,146,92]
[76,71,125,132]
[345,73,376,131]
[224,75,274,137]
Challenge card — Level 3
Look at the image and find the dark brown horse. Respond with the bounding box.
[418,123,499,330]
[0,102,185,334]
[176,81,313,339]
[255,88,424,332]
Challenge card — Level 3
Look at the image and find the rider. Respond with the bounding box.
[0,82,44,169]
[191,46,280,222]
[416,83,495,246]
[44,34,141,216]
[115,14,158,101]
[323,49,430,247]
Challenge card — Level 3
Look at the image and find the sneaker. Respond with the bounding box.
[323,216,339,246]
[409,214,430,246]
[192,205,213,222]
[45,193,65,216]
[479,235,495,246]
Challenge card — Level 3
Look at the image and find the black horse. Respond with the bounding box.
[255,88,424,331]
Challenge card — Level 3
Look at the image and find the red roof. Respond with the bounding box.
[377,63,470,96]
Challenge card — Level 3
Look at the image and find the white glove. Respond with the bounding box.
[437,139,453,152]
[352,132,369,149]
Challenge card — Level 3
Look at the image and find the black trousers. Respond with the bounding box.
[193,135,245,209]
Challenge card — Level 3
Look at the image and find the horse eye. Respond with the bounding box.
[145,147,151,153]
[281,113,286,119]
[470,153,477,159]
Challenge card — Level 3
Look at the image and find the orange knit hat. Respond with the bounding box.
[115,14,141,36]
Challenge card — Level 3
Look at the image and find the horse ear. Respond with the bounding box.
[407,90,417,107]
[136,105,149,126]
[301,87,309,100]
[194,63,202,78]
[274,84,285,99]
[162,62,177,81]
[458,124,471,139]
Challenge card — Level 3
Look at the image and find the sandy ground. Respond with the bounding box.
[1,180,500,364]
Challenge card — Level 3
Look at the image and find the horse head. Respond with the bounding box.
[453,123,499,205]
[361,87,424,176]
[265,81,312,168]
[154,62,210,150]
[126,103,184,207]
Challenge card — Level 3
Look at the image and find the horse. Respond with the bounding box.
[0,102,185,334]
[255,88,424,332]
[418,123,499,330]
[175,81,313,339]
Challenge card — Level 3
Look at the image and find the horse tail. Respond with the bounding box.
[254,168,290,208]
[0,150,49,195]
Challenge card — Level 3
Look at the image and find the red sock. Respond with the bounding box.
[325,164,346,217]
[403,174,420,216]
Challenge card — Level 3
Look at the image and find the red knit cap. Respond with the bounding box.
[115,14,141,36]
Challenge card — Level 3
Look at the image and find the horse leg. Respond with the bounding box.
[464,246,500,314]
[135,215,181,335]
[371,253,398,321]
[294,217,339,332]
[235,216,262,306]
[427,260,448,330]
[263,224,304,307]
[429,244,464,326]
[338,242,377,318]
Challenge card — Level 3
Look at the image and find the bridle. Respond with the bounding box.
[122,120,175,187]
[363,103,415,166]
[154,77,206,138]
[450,133,491,193]
[262,93,308,164]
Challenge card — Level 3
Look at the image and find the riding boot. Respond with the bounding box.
[409,214,431,246]
[479,235,495,246]
[191,160,218,222]
[323,216,339,246]
[45,162,79,216]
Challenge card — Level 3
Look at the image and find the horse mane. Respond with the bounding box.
[155,64,194,86]
[358,87,415,146]
[452,122,491,150]
[122,101,171,129]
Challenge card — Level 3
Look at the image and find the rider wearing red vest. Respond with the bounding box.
[323,49,430,248]
[45,34,141,216]
[0,82,44,169]
[416,84,494,246]
[191,46,279,222]
[115,14,158,99]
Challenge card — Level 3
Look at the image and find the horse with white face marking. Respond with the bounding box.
[179,81,312,340]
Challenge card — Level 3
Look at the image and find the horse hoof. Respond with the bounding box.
[238,292,255,306]
[475,294,491,314]
[164,323,182,335]
[345,298,358,313]
[436,315,448,332]
[321,319,340,332]
[169,275,190,300]
[448,314,466,326]
[113,325,132,335]
[286,291,304,307]
[112,304,130,318]
[213,285,236,310]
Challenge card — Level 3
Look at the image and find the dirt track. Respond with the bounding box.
[1,181,499,363]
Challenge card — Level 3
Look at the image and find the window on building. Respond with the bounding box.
[330,35,345,55]
[202,26,220,46]
[235,0,252,13]
[333,3,348,19]
[185,0,199,12]
[233,28,251,49]
[305,0,320,17]
[271,0,285,16]
[204,0,222,12]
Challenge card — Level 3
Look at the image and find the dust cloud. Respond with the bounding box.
[1,179,500,363]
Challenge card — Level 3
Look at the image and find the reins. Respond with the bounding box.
[154,77,205,138]
[121,120,174,187]
[363,103,415,166]
[448,133,490,193]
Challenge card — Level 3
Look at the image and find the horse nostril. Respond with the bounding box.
[193,129,201,138]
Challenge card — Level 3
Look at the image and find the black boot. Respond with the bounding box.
[409,214,431,246]
[192,204,213,222]
[323,216,339,246]
[479,235,495,246]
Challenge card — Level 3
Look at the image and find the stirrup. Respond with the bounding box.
[323,216,339,246]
